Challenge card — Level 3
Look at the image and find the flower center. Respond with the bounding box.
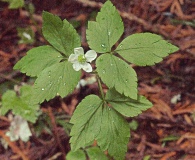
[78,55,86,64]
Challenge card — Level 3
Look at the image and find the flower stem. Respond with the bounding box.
[96,75,105,100]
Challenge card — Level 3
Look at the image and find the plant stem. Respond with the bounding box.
[0,73,21,85]
[48,107,66,159]
[96,75,105,100]
[0,130,29,160]
[24,4,42,36]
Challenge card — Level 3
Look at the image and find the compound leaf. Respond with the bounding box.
[1,85,39,123]
[70,95,130,160]
[14,46,63,77]
[116,32,179,66]
[96,54,137,99]
[42,11,80,56]
[87,0,124,53]
[106,89,153,117]
[31,61,81,104]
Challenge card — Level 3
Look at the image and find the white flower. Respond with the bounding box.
[6,115,32,142]
[68,47,97,72]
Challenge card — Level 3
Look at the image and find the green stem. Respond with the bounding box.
[96,75,105,100]
[55,114,71,119]
[24,3,42,36]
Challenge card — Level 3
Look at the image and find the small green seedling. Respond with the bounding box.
[1,0,24,9]
[13,0,178,159]
[1,85,39,123]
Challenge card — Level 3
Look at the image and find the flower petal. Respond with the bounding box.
[73,62,82,71]
[68,53,79,63]
[74,47,84,55]
[85,50,97,62]
[19,120,32,142]
[81,63,92,72]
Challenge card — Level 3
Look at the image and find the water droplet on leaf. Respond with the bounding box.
[48,71,51,78]
[101,44,107,51]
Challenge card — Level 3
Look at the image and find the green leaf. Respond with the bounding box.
[66,150,86,160]
[96,106,129,160]
[1,90,16,115]
[1,85,39,123]
[14,46,63,77]
[26,2,35,15]
[70,95,103,151]
[129,120,139,131]
[31,61,81,104]
[105,89,153,117]
[143,155,151,160]
[42,11,80,56]
[86,0,124,53]
[115,32,179,66]
[86,146,108,160]
[161,135,180,142]
[70,95,130,160]
[2,0,24,9]
[96,54,137,99]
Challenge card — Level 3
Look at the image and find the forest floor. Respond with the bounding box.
[0,0,195,159]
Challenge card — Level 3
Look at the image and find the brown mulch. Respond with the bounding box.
[0,0,195,159]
